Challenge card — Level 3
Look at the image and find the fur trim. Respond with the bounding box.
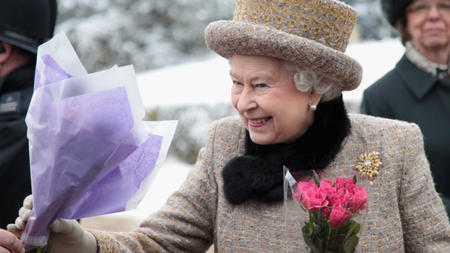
[222,95,351,204]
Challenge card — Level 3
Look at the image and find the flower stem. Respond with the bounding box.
[325,227,333,252]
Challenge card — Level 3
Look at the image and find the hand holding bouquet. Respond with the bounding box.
[284,168,369,253]
[21,33,177,251]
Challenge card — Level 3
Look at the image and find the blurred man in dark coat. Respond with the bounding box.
[0,0,57,229]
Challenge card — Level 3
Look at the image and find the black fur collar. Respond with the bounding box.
[222,95,351,204]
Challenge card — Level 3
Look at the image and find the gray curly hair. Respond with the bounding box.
[282,60,343,102]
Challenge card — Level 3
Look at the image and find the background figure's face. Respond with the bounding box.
[406,0,450,52]
[230,55,318,145]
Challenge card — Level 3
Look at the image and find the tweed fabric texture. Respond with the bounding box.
[90,115,450,252]
[204,0,363,91]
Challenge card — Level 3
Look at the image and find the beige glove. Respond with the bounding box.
[7,195,98,253]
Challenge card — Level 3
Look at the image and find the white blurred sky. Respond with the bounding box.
[110,38,406,221]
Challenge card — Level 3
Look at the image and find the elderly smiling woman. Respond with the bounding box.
[8,0,450,252]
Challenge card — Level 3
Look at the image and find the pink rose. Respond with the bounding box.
[335,178,356,193]
[319,178,336,196]
[321,206,331,218]
[295,181,317,202]
[298,181,316,193]
[347,186,368,213]
[329,205,353,228]
[299,187,329,212]
[328,188,350,208]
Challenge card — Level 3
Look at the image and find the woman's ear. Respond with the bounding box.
[309,90,323,106]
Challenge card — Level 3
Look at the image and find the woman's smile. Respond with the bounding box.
[248,117,272,127]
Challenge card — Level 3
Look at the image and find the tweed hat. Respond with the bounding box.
[205,0,363,91]
[381,0,412,27]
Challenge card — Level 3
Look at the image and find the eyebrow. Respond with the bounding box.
[229,71,276,83]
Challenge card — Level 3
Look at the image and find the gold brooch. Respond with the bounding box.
[355,151,382,185]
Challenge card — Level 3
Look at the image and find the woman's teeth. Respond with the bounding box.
[250,117,271,124]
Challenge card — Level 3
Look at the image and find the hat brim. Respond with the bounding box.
[0,33,38,54]
[205,20,362,91]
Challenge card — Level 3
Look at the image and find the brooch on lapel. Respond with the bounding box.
[355,151,382,185]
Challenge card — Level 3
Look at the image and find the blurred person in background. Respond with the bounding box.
[0,0,57,229]
[361,0,450,216]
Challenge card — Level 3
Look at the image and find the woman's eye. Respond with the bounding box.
[257,83,269,88]
[412,4,428,11]
[439,3,450,10]
[233,81,243,86]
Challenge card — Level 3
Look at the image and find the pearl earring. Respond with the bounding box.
[310,104,317,111]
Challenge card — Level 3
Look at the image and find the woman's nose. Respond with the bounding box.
[237,86,257,113]
[428,5,442,19]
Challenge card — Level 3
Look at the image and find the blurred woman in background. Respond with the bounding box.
[361,0,450,216]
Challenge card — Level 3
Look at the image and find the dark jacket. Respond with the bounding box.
[0,61,35,229]
[361,54,450,214]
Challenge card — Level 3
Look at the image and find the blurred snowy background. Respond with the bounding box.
[56,0,396,73]
[54,0,406,235]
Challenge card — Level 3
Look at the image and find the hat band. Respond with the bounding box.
[0,26,44,45]
[233,0,357,53]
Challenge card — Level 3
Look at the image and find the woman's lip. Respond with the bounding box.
[248,117,272,128]
[425,28,443,35]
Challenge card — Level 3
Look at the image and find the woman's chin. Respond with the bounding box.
[422,39,450,50]
[249,134,273,145]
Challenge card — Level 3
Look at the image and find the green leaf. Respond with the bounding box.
[25,243,52,253]
[313,170,320,187]
[313,237,323,252]
[342,234,359,253]
[353,175,357,184]
[350,223,361,234]
[303,234,321,253]
[310,213,316,223]
[309,221,315,234]
[303,224,311,236]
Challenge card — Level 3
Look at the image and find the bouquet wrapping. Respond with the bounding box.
[284,166,369,253]
[22,33,177,250]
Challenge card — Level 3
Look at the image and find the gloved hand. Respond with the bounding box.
[7,195,33,237]
[7,195,98,253]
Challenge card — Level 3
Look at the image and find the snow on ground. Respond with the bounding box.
[102,38,405,221]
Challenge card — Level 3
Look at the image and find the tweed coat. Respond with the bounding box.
[361,54,450,214]
[90,115,450,252]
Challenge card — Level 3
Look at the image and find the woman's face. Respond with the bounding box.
[406,0,450,51]
[230,55,321,145]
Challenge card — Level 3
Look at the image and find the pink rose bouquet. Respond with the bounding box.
[284,167,369,253]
